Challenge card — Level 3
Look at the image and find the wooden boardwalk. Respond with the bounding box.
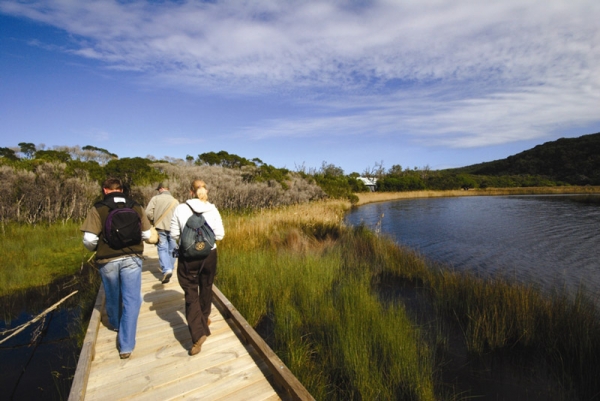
[69,245,313,401]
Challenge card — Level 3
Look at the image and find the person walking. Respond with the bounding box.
[170,179,225,356]
[145,182,179,284]
[81,178,152,359]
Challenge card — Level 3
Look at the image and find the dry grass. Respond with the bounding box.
[221,200,349,252]
[355,186,600,206]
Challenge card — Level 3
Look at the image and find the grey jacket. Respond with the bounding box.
[145,191,179,231]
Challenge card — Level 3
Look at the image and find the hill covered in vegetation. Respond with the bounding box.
[449,132,600,186]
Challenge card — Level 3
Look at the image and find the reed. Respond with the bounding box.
[422,268,600,399]
[355,186,600,206]
[219,197,600,400]
[218,201,436,400]
[0,222,92,297]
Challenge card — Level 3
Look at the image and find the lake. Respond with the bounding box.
[345,194,600,302]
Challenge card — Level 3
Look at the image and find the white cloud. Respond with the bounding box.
[2,0,599,149]
[78,127,111,142]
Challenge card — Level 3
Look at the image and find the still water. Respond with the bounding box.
[345,195,600,301]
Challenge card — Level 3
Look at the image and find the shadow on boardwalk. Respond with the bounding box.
[69,244,313,401]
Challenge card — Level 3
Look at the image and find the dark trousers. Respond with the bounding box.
[177,248,217,343]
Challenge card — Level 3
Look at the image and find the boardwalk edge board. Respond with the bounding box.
[68,285,105,401]
[212,286,315,401]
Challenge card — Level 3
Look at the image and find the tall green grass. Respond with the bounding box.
[0,222,92,297]
[426,270,600,399]
[218,200,600,400]
[218,202,435,400]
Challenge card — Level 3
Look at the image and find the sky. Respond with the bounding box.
[1,0,600,174]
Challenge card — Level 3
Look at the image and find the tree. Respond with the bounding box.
[319,161,344,177]
[82,145,118,159]
[0,147,18,161]
[196,151,255,169]
[65,159,105,183]
[35,150,71,163]
[363,160,385,179]
[388,164,403,176]
[104,157,167,188]
[196,151,222,166]
[18,142,36,159]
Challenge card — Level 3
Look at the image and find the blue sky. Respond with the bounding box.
[2,0,600,174]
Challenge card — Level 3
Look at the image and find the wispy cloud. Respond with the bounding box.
[2,0,599,149]
[77,127,111,142]
[163,136,206,146]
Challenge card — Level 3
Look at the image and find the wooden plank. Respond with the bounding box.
[68,285,105,401]
[85,338,255,400]
[72,244,311,401]
[121,354,262,400]
[212,286,315,401]
[199,378,281,401]
[85,321,239,384]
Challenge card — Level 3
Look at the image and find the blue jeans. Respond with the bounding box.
[98,256,143,354]
[157,230,177,274]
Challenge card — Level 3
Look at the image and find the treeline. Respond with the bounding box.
[361,132,600,191]
[0,145,326,225]
[3,132,598,225]
[448,132,600,186]
[373,166,562,191]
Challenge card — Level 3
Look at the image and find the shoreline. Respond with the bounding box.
[354,186,600,206]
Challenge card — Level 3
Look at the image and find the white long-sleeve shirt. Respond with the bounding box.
[170,199,225,248]
[83,228,151,251]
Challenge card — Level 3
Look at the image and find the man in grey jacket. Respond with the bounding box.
[146,182,179,283]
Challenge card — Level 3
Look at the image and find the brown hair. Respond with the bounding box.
[102,178,123,191]
[191,179,208,201]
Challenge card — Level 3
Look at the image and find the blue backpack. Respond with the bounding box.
[179,203,215,261]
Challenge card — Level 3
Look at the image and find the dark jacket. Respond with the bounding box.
[81,192,151,263]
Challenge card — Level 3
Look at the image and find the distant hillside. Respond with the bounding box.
[449,132,600,185]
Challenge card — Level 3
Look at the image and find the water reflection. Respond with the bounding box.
[0,266,99,400]
[346,195,600,301]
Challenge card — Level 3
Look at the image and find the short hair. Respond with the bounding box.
[102,178,123,191]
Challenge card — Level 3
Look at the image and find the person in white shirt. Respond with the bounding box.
[170,179,225,356]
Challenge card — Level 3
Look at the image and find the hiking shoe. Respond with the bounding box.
[119,353,131,359]
[189,335,207,356]
[161,272,172,284]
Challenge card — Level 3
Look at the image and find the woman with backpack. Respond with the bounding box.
[170,179,225,356]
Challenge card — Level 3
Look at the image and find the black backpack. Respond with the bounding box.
[180,203,216,261]
[100,199,142,250]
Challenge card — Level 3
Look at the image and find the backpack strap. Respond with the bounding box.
[154,199,178,226]
[186,201,199,215]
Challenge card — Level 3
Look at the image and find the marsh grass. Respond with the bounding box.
[424,269,600,399]
[0,222,100,400]
[219,201,435,400]
[355,186,600,206]
[218,198,600,400]
[0,222,92,298]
